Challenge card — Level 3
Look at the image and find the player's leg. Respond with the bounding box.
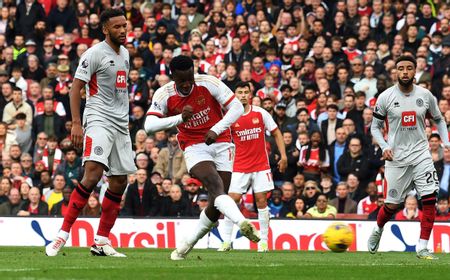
[414,160,439,260]
[91,132,136,257]
[218,171,248,251]
[46,128,112,256]
[218,192,242,251]
[253,170,275,252]
[90,175,127,257]
[217,170,260,245]
[368,165,411,254]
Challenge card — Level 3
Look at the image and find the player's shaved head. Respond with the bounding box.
[170,55,195,96]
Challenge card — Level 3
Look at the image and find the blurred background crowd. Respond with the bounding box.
[0,0,449,221]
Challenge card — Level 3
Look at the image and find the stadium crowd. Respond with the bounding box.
[0,0,449,221]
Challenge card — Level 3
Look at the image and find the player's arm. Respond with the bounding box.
[427,93,450,148]
[371,95,393,160]
[271,128,287,173]
[70,79,86,149]
[144,89,189,133]
[206,77,244,145]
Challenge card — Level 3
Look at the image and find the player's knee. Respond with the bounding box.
[82,164,104,187]
[421,192,437,205]
[384,203,400,210]
[256,200,267,209]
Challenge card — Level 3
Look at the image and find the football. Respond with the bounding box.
[322,222,355,253]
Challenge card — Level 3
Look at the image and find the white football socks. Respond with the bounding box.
[57,230,69,241]
[220,216,234,243]
[186,210,214,245]
[214,194,245,226]
[417,239,429,252]
[258,207,270,242]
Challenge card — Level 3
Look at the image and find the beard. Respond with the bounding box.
[398,77,414,87]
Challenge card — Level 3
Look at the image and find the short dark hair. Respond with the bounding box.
[327,104,339,111]
[235,81,250,90]
[169,55,194,73]
[395,55,417,68]
[12,86,22,92]
[100,9,125,27]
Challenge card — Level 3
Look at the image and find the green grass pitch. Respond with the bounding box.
[0,247,449,280]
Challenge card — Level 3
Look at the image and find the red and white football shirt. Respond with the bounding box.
[231,105,277,173]
[147,74,235,150]
[357,196,378,215]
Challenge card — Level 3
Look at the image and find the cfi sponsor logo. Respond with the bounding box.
[116,71,127,88]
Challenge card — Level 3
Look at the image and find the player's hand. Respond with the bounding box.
[71,123,84,149]
[382,149,394,161]
[278,156,287,173]
[205,130,218,145]
[182,105,194,122]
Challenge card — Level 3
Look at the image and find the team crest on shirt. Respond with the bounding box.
[94,146,103,156]
[389,189,398,198]
[252,117,259,124]
[416,98,424,107]
[81,59,88,68]
[197,95,206,105]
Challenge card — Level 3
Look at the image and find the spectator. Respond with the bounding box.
[128,69,150,112]
[123,169,156,217]
[81,194,101,217]
[38,169,52,194]
[329,182,358,214]
[0,188,21,215]
[32,99,66,142]
[429,134,443,163]
[55,147,83,189]
[182,177,202,208]
[47,0,78,33]
[32,132,48,163]
[19,181,31,201]
[50,186,71,217]
[0,177,11,202]
[357,182,379,215]
[286,197,306,219]
[14,113,32,154]
[191,192,209,217]
[304,194,337,219]
[17,187,48,216]
[298,131,329,182]
[41,136,63,175]
[279,181,296,216]
[153,130,187,182]
[43,174,65,211]
[337,137,369,188]
[15,0,46,37]
[0,121,17,162]
[159,184,192,217]
[435,196,450,221]
[395,195,422,221]
[3,86,33,128]
[320,104,343,146]
[435,147,450,197]
[301,180,321,211]
[268,188,284,218]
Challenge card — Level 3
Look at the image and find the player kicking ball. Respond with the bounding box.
[369,55,449,260]
[46,9,136,257]
[218,82,287,252]
[145,55,260,260]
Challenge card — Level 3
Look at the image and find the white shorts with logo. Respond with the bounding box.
[229,169,275,194]
[183,142,235,172]
[384,157,439,204]
[83,125,137,176]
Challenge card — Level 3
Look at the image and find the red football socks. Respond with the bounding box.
[97,189,122,238]
[61,183,91,233]
[376,205,396,228]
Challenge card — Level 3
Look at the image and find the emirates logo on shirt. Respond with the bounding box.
[116,71,127,88]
